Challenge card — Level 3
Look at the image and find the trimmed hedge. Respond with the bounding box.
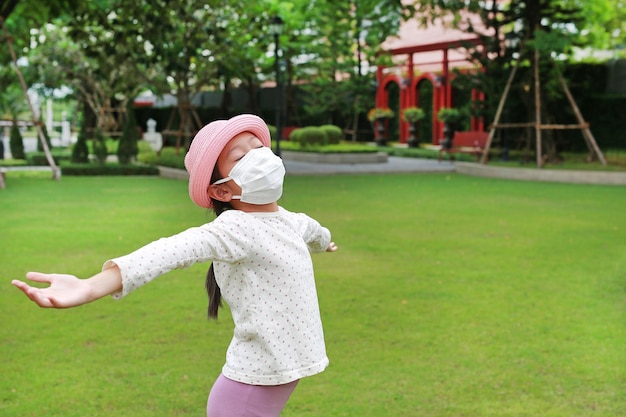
[60,163,159,176]
[290,126,328,147]
[320,125,343,144]
[27,152,72,166]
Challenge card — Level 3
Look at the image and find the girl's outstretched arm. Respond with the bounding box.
[11,266,122,309]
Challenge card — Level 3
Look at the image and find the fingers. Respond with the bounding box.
[327,242,338,252]
[12,276,55,308]
[25,271,54,284]
[11,279,30,291]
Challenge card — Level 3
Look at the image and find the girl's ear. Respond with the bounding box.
[207,184,233,203]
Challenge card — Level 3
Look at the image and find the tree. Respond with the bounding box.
[40,0,263,141]
[92,128,107,166]
[117,102,138,164]
[29,7,146,133]
[9,120,24,159]
[294,0,411,133]
[414,0,623,162]
[1,84,26,159]
[71,105,89,163]
[1,0,80,177]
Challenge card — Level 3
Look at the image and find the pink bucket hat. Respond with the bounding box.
[185,114,271,208]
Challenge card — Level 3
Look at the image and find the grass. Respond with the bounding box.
[1,174,625,417]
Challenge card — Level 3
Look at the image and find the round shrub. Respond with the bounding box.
[320,125,343,145]
[294,126,327,148]
[267,124,277,142]
[289,128,302,143]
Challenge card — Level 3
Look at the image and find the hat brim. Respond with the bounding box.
[185,114,271,208]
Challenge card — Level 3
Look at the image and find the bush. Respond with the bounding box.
[71,122,89,163]
[117,104,139,164]
[320,125,343,145]
[289,128,302,143]
[437,107,464,124]
[402,107,426,123]
[267,124,277,142]
[0,158,27,167]
[280,141,378,153]
[292,126,328,147]
[9,122,25,160]
[136,140,158,164]
[60,163,159,176]
[27,151,72,166]
[92,128,108,165]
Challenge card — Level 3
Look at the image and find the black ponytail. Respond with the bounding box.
[206,263,222,319]
[206,171,232,319]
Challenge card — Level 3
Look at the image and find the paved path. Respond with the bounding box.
[283,156,455,175]
[283,157,626,185]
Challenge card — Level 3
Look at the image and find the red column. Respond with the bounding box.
[376,65,385,107]
[433,80,441,144]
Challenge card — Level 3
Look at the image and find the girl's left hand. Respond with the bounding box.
[326,242,338,252]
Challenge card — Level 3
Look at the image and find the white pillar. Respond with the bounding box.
[46,99,54,133]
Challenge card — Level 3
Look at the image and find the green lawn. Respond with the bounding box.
[1,174,625,417]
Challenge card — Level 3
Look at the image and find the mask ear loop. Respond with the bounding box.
[211,177,241,200]
[212,177,232,185]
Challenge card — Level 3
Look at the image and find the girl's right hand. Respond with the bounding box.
[12,272,97,308]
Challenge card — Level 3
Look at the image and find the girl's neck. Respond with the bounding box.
[231,201,279,213]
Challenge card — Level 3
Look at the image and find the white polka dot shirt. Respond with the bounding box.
[103,207,331,385]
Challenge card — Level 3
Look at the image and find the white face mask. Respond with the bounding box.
[213,147,285,205]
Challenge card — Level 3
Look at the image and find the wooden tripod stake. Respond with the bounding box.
[480,49,606,167]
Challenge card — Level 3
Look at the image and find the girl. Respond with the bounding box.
[12,114,338,417]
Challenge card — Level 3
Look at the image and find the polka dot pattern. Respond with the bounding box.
[104,207,331,385]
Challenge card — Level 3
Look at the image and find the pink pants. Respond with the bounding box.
[206,374,299,417]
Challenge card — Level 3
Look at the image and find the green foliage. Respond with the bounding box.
[27,151,71,166]
[267,125,277,142]
[402,106,426,123]
[9,121,25,160]
[420,0,626,145]
[319,125,343,145]
[288,128,302,143]
[60,163,159,176]
[437,107,464,124]
[296,0,412,125]
[280,140,377,154]
[382,145,476,162]
[136,146,187,170]
[367,107,395,122]
[71,121,90,163]
[117,106,139,164]
[154,147,187,170]
[91,128,108,166]
[0,158,27,167]
[290,126,328,148]
[135,139,160,165]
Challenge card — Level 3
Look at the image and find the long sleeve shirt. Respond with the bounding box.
[103,207,331,385]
